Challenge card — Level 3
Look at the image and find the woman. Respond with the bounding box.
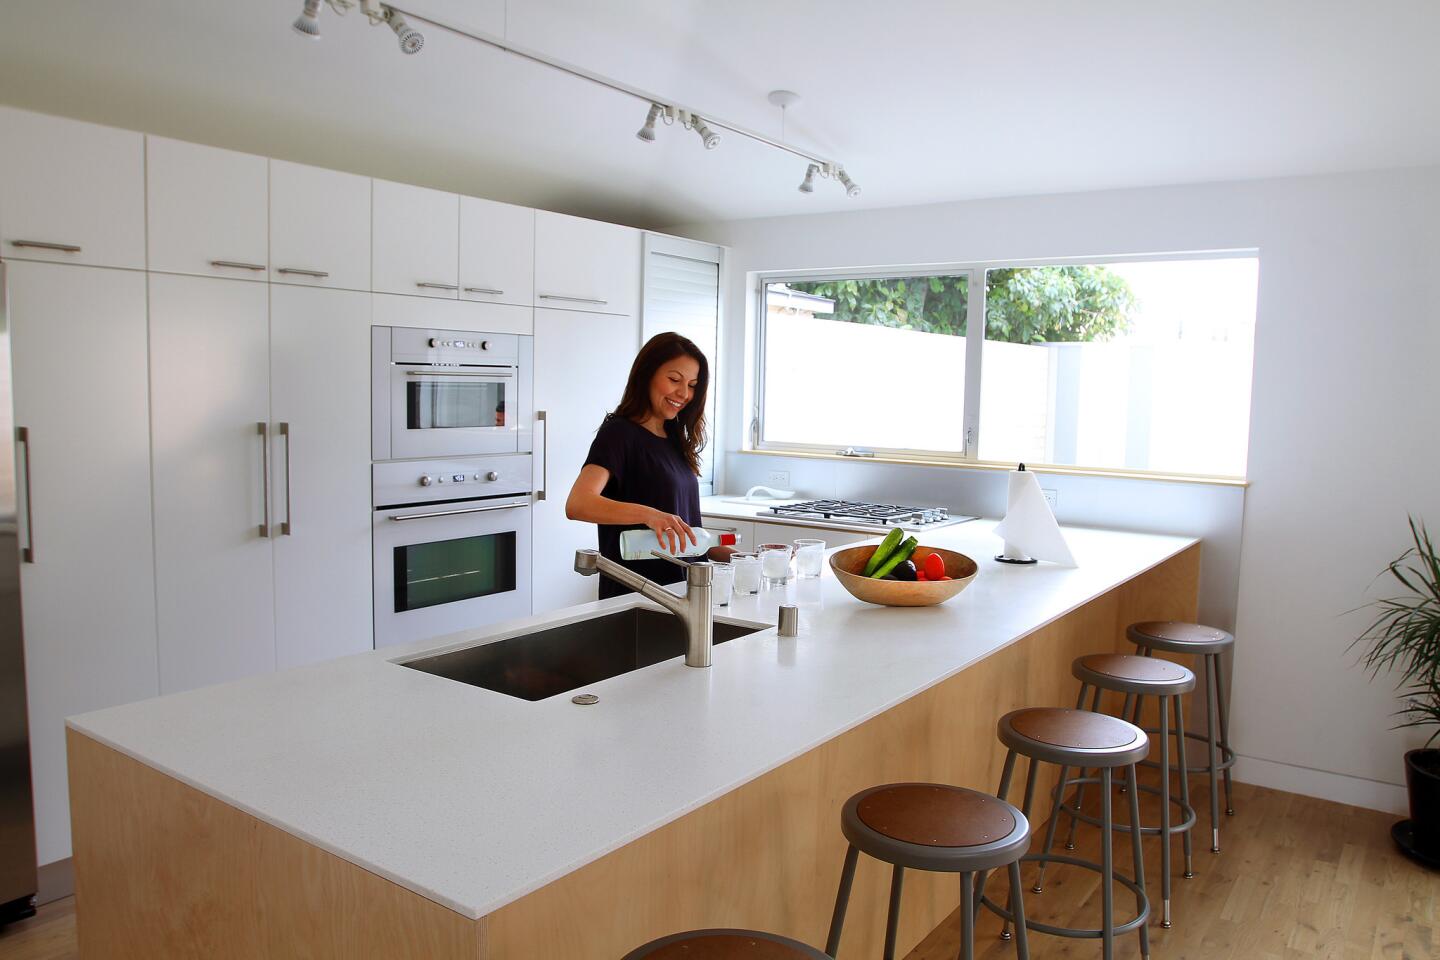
[565,332,730,598]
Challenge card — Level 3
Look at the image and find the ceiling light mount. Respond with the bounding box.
[289,0,425,54]
[291,0,323,38]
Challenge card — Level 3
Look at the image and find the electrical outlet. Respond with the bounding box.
[1042,488,1058,510]
[766,470,791,488]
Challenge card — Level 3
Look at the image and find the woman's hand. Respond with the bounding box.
[645,509,696,555]
[706,546,738,564]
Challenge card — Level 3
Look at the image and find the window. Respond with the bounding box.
[756,256,1258,479]
[760,273,970,455]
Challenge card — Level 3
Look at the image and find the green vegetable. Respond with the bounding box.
[862,528,906,577]
[871,536,918,579]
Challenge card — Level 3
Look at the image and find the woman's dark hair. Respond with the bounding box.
[611,332,709,475]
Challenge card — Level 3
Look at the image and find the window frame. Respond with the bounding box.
[752,250,1258,483]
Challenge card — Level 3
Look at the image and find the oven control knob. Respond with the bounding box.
[485,471,500,481]
[428,338,441,348]
[419,474,434,487]
[480,340,489,351]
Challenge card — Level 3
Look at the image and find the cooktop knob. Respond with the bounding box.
[486,471,500,481]
[419,475,434,487]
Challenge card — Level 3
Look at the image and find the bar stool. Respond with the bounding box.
[978,708,1150,960]
[1128,621,1237,853]
[824,783,1031,960]
[623,929,831,959]
[1039,654,1198,929]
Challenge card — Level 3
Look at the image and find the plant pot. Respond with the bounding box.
[1405,748,1440,854]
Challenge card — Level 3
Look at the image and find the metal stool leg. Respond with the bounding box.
[1065,685,1104,850]
[1101,767,1115,960]
[958,871,975,960]
[974,750,1018,935]
[824,844,859,957]
[1212,650,1236,816]
[1007,861,1031,960]
[1126,763,1151,960]
[1032,763,1071,893]
[1204,654,1222,853]
[1000,758,1039,940]
[883,864,905,960]
[1174,693,1195,878]
[1158,693,1173,928]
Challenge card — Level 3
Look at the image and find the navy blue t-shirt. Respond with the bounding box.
[583,415,702,598]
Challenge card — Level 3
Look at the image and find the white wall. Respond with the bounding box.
[677,166,1440,813]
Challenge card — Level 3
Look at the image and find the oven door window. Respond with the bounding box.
[407,378,508,430]
[394,531,517,612]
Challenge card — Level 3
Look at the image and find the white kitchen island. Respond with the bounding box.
[66,520,1200,959]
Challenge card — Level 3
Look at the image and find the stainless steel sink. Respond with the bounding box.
[399,607,766,701]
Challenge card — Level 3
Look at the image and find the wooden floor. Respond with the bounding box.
[1,782,1435,959]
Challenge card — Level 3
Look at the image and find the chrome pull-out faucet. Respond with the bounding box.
[574,549,715,667]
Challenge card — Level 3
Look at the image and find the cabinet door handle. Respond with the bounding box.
[279,422,293,536]
[707,524,739,533]
[10,239,81,253]
[464,287,504,295]
[538,293,608,305]
[213,260,267,272]
[277,267,330,278]
[16,427,35,563]
[535,410,548,502]
[416,282,460,291]
[257,422,271,538]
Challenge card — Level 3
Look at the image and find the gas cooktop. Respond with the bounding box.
[766,499,976,529]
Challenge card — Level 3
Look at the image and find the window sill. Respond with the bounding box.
[738,448,1249,488]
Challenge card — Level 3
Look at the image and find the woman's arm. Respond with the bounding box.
[565,464,697,554]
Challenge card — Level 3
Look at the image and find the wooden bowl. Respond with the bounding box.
[828,544,979,607]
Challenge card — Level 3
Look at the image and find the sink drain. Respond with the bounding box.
[571,693,599,705]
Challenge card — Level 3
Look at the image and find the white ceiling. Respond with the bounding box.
[1,0,1437,230]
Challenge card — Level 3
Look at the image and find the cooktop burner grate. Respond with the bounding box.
[768,499,954,526]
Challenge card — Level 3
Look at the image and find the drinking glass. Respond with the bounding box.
[730,553,762,595]
[759,543,793,586]
[794,538,826,578]
[709,562,734,606]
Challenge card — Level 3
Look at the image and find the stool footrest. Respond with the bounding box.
[1059,775,1197,836]
[978,852,1149,939]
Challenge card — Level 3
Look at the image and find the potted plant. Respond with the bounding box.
[1352,517,1440,866]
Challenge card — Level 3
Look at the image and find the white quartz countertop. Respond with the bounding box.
[69,520,1196,920]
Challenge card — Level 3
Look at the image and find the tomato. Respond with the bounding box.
[916,571,928,582]
[923,552,946,581]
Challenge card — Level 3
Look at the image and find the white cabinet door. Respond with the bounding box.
[149,273,276,693]
[753,521,872,549]
[701,516,756,551]
[147,136,269,279]
[7,261,158,865]
[372,179,459,299]
[532,307,638,613]
[534,211,640,316]
[270,285,374,668]
[0,107,145,269]
[270,160,371,291]
[460,196,534,307]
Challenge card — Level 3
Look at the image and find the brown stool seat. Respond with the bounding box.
[1128,620,1233,655]
[1074,653,1196,696]
[623,929,829,960]
[857,783,1017,847]
[1000,707,1147,764]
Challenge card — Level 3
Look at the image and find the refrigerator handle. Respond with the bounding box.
[16,427,34,563]
[257,422,270,538]
[535,410,547,501]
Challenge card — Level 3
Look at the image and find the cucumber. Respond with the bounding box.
[862,528,906,577]
[871,536,919,579]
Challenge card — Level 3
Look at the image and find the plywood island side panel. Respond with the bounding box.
[66,544,1198,959]
[483,544,1201,959]
[66,730,485,959]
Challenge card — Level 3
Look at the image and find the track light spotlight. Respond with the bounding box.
[636,103,662,142]
[837,167,861,198]
[292,0,323,39]
[691,116,721,150]
[385,8,425,53]
[798,163,818,193]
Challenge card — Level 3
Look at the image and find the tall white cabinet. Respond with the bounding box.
[6,261,159,866]
[270,285,374,669]
[532,307,639,613]
[149,274,277,693]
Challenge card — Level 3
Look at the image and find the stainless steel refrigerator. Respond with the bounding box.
[0,260,38,925]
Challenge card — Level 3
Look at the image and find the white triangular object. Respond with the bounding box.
[993,469,1077,567]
